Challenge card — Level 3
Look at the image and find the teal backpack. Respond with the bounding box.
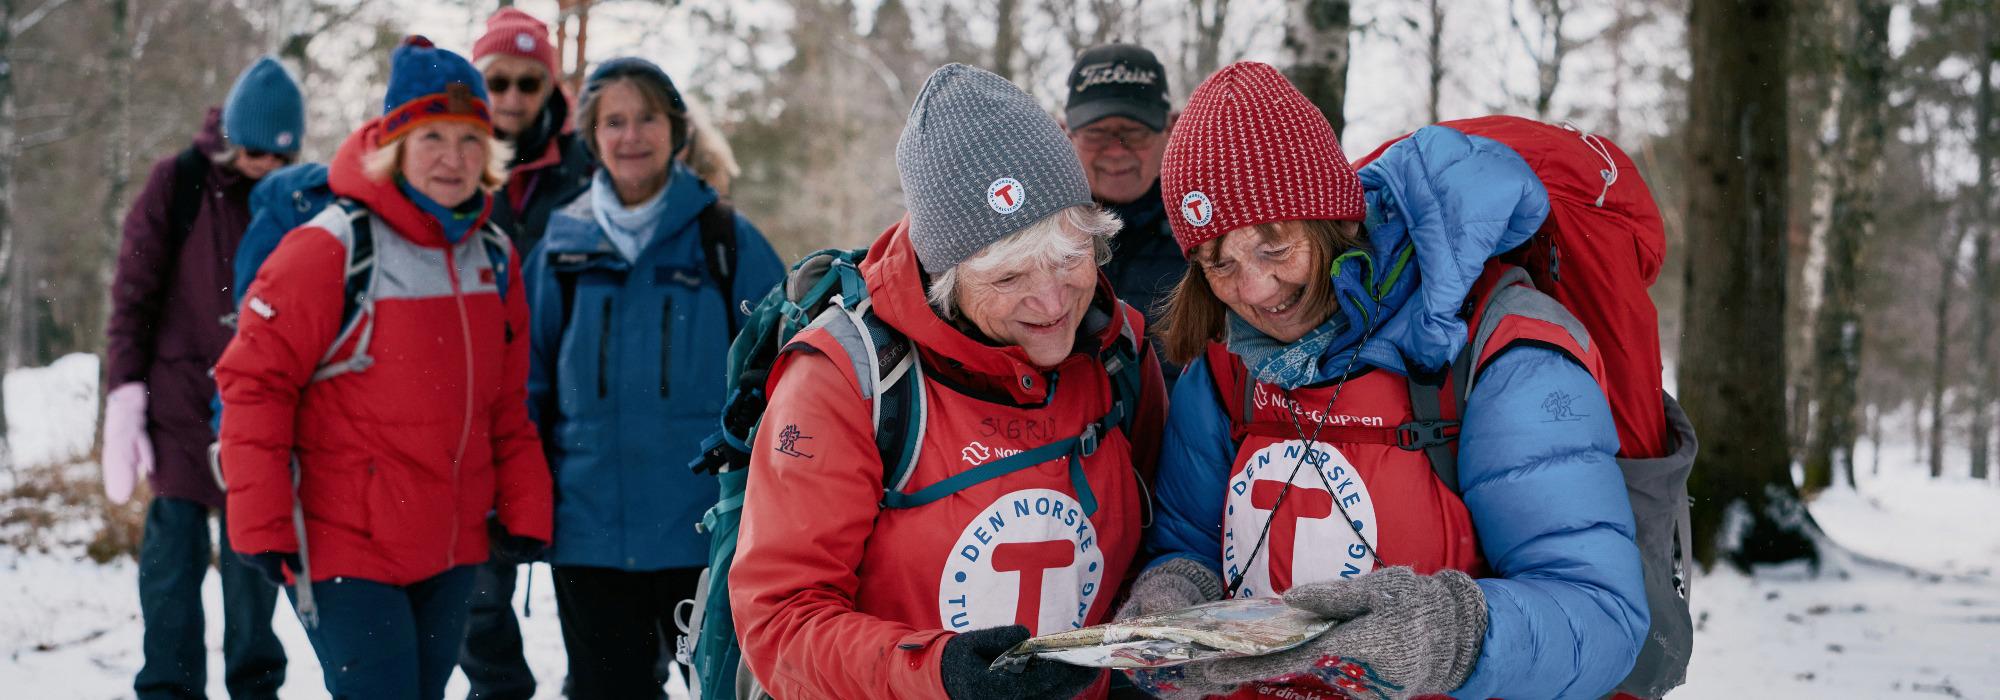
[674,247,1147,700]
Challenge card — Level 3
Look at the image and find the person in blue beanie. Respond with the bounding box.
[106,54,302,700]
[522,57,782,699]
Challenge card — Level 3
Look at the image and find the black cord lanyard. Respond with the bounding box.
[1223,325,1390,599]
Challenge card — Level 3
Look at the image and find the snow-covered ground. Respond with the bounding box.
[1,359,1995,699]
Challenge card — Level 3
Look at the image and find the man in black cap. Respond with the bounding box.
[1066,43,1185,383]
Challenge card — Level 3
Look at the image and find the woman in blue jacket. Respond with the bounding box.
[1116,62,1648,700]
[521,58,783,699]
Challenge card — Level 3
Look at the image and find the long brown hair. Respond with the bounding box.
[1155,218,1366,365]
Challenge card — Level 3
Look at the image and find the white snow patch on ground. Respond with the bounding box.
[2,353,100,469]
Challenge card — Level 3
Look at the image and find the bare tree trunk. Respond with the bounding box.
[1971,3,1996,482]
[1804,0,1889,495]
[1931,215,1967,479]
[1284,0,1351,138]
[96,0,133,360]
[1510,0,1570,121]
[1189,0,1231,83]
[993,0,1020,80]
[2,0,26,371]
[1426,0,1444,125]
[1683,0,1816,570]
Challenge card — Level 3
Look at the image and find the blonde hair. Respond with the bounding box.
[1156,219,1365,365]
[927,205,1121,319]
[361,129,512,191]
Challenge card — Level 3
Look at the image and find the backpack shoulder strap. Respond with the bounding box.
[311,200,378,382]
[806,298,925,496]
[1414,264,1596,494]
[698,200,741,337]
[166,147,209,252]
[1205,342,1253,443]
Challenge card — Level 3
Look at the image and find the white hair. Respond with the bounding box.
[928,205,1121,319]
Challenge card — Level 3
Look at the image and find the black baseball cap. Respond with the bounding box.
[1065,44,1170,132]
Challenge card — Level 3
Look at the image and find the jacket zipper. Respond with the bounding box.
[446,244,474,570]
[597,297,613,398]
[659,297,674,397]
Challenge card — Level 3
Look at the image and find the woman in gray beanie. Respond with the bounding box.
[727,63,1168,700]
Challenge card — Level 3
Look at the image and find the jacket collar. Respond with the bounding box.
[329,117,495,249]
[541,161,716,258]
[860,217,1127,405]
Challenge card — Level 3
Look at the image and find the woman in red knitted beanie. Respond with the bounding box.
[1116,62,1649,700]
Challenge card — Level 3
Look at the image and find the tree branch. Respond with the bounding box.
[10,0,80,36]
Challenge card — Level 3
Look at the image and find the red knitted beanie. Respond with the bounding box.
[1159,61,1365,254]
[473,7,559,80]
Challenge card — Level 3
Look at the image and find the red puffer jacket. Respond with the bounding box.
[216,117,553,586]
[730,218,1168,700]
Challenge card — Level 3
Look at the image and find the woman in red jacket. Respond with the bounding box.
[728,63,1168,700]
[215,36,553,700]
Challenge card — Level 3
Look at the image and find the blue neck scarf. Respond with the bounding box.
[397,178,485,244]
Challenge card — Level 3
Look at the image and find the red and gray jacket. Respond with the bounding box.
[215,117,553,586]
[728,219,1169,700]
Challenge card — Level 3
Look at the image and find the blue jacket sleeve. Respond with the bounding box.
[1449,347,1648,700]
[730,214,786,317]
[522,237,561,435]
[1142,353,1233,578]
[236,179,294,306]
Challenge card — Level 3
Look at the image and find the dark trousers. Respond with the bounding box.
[288,565,477,700]
[551,565,701,700]
[459,559,535,699]
[136,496,286,700]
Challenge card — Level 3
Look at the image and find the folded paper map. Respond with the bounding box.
[991,597,1337,670]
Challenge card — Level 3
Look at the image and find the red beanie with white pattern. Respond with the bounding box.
[1160,61,1365,254]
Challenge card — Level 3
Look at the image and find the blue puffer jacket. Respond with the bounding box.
[1147,125,1649,699]
[524,163,784,571]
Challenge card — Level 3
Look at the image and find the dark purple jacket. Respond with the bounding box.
[107,108,254,508]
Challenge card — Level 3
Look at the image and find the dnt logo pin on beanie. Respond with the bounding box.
[1160,61,1365,253]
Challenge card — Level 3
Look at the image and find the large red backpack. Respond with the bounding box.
[1213,116,1698,698]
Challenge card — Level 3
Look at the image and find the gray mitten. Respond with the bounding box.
[1194,567,1488,700]
[1115,558,1238,699]
[1114,557,1225,622]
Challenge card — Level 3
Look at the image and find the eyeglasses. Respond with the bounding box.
[1071,126,1160,151]
[243,149,294,164]
[486,74,544,95]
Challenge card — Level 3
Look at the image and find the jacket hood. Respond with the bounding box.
[194,106,229,157]
[1331,125,1551,376]
[328,116,494,248]
[860,216,1130,405]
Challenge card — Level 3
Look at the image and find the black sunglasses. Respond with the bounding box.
[243,149,294,163]
[486,74,544,95]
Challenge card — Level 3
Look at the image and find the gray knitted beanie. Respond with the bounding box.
[896,63,1094,275]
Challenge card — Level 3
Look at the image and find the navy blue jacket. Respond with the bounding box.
[1102,180,1188,384]
[524,163,784,570]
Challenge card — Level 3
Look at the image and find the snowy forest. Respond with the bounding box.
[0,0,1996,697]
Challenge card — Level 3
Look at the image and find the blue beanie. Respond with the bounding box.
[382,36,491,143]
[223,56,305,154]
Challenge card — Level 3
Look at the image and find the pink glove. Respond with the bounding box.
[102,382,153,504]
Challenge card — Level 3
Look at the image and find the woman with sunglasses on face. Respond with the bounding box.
[474,7,595,255]
[216,37,552,700]
[521,57,784,700]
[1118,62,1648,700]
[105,54,303,700]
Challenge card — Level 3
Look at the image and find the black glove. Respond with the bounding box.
[239,551,300,586]
[940,625,1100,700]
[488,514,547,565]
